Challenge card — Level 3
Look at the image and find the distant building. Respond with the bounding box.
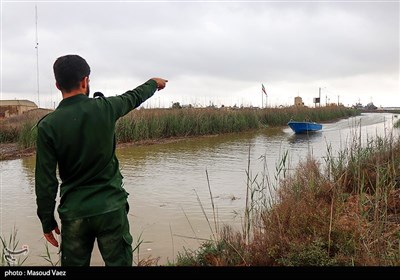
[352,102,363,109]
[294,96,304,107]
[365,102,377,110]
[0,100,38,119]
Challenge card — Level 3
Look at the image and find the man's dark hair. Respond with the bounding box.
[53,55,91,92]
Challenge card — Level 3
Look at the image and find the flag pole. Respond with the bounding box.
[262,88,264,109]
[261,83,268,109]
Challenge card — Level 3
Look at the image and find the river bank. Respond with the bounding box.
[0,106,359,161]
[0,143,35,161]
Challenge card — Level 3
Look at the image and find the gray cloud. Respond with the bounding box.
[2,1,398,108]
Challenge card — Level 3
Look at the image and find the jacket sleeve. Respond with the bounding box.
[35,124,59,233]
[106,79,158,120]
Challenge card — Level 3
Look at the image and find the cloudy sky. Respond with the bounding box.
[1,0,399,109]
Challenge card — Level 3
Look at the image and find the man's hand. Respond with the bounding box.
[151,78,168,91]
[44,226,60,247]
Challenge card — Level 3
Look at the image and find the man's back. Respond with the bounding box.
[37,94,126,221]
[36,79,158,230]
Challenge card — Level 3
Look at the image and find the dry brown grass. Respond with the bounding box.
[0,108,52,127]
[256,141,399,265]
[136,256,161,266]
[246,159,336,265]
[0,109,52,145]
[177,136,400,266]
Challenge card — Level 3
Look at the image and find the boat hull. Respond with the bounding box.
[287,121,322,134]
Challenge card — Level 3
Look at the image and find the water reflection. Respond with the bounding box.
[287,132,323,145]
[21,156,36,193]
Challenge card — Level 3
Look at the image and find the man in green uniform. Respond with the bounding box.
[35,54,167,266]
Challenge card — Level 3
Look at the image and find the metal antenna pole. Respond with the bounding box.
[35,5,40,107]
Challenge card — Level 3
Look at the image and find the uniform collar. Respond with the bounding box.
[57,94,88,108]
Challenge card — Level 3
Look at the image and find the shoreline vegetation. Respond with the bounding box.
[174,130,400,266]
[2,107,399,266]
[0,106,358,161]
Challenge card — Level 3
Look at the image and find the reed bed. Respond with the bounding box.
[115,106,358,143]
[0,109,50,148]
[176,131,400,266]
[1,106,358,150]
[115,108,260,142]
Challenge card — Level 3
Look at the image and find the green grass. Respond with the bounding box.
[40,242,60,266]
[17,122,37,149]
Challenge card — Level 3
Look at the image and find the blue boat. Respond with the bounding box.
[287,120,322,134]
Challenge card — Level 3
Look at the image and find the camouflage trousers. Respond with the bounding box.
[60,206,132,266]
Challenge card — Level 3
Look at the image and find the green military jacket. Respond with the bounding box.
[35,79,157,233]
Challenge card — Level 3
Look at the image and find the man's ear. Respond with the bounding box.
[82,76,89,89]
[55,82,61,91]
